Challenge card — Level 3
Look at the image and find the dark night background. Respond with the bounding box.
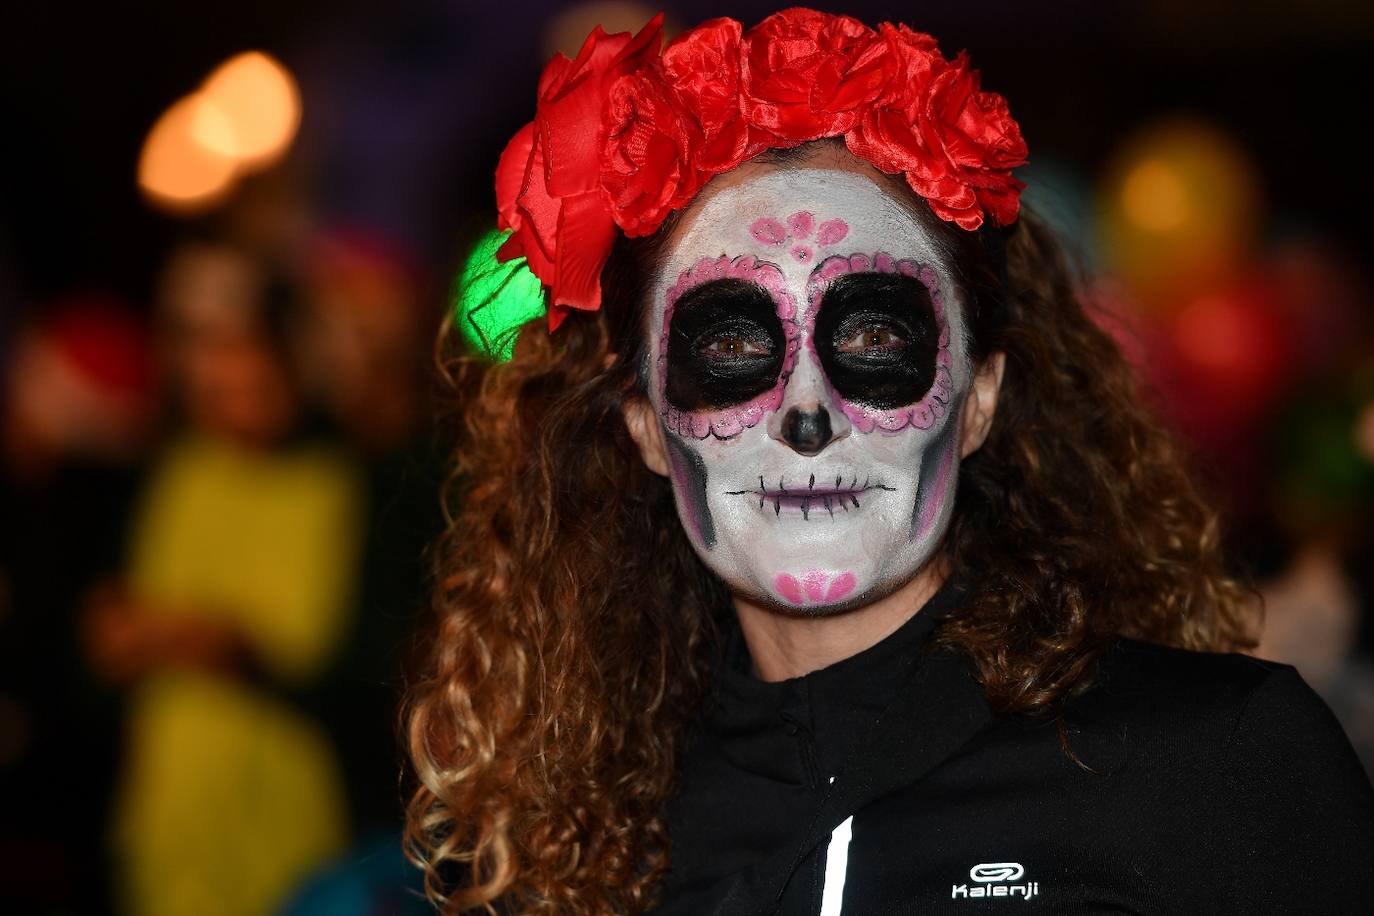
[4,1,1372,306]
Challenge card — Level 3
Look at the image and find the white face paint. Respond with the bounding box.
[647,166,971,613]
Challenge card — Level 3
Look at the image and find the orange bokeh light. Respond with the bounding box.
[138,50,301,216]
[197,52,301,167]
[137,94,239,213]
[1121,159,1190,233]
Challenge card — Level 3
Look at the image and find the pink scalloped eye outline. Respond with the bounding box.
[658,254,800,440]
[804,252,955,434]
[749,211,850,266]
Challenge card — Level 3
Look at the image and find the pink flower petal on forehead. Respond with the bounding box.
[750,217,787,245]
[787,211,814,238]
[790,245,813,263]
[750,263,791,304]
[816,254,849,281]
[817,219,849,246]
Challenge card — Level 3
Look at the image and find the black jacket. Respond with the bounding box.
[653,585,1374,915]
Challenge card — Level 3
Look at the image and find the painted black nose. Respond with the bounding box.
[781,406,834,456]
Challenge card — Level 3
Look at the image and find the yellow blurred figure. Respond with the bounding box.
[112,436,358,916]
[89,244,362,916]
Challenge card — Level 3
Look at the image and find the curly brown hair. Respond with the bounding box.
[404,156,1256,913]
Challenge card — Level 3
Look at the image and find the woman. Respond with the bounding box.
[94,243,358,916]
[407,10,1374,914]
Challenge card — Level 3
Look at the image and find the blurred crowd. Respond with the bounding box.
[1,227,442,915]
[3,1,1374,915]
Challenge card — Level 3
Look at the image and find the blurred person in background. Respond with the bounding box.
[293,228,443,841]
[1258,537,1374,778]
[84,242,363,916]
[1251,362,1374,779]
[0,298,155,914]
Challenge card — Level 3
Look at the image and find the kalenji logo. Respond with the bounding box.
[951,862,1039,901]
[970,863,1024,883]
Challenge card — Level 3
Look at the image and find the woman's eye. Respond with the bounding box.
[700,335,771,358]
[837,325,906,354]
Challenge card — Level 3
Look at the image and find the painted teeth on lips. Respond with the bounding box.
[724,474,896,520]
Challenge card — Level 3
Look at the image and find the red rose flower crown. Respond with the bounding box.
[495,7,1028,330]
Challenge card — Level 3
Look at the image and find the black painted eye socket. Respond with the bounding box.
[814,272,939,410]
[666,278,786,411]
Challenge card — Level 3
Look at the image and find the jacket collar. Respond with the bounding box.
[691,580,995,914]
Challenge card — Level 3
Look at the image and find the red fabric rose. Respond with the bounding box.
[495,15,663,329]
[495,9,1029,331]
[847,49,1027,229]
[741,8,876,141]
[601,65,704,236]
[660,18,767,173]
[862,23,943,97]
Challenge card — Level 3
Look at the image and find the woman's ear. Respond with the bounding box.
[623,396,671,477]
[959,350,1005,459]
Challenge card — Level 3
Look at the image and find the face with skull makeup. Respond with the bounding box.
[628,158,998,622]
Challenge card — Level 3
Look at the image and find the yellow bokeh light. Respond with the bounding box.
[138,94,239,213]
[197,51,301,166]
[1122,159,1190,233]
[1098,119,1262,308]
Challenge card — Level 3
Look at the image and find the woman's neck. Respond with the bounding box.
[732,563,949,682]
